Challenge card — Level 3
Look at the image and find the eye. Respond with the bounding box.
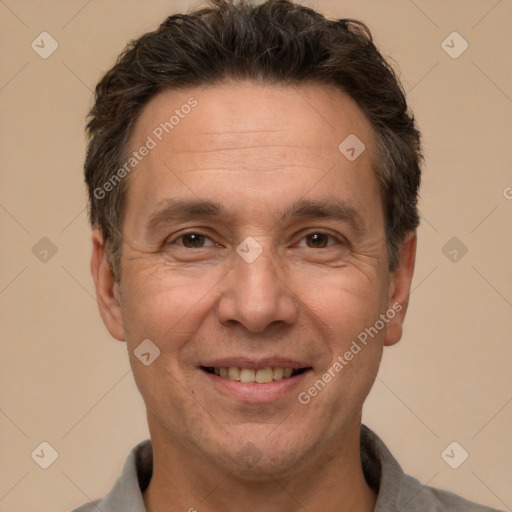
[172,232,218,248]
[297,232,340,248]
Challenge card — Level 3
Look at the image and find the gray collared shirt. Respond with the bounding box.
[71,425,503,512]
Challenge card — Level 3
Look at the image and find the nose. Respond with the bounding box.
[216,246,299,333]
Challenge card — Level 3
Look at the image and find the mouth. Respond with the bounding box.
[199,359,312,403]
[200,366,310,383]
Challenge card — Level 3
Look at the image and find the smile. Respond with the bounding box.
[201,366,309,383]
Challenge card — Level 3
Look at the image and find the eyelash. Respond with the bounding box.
[167,231,344,249]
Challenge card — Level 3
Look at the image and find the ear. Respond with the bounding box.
[384,231,417,347]
[90,230,126,341]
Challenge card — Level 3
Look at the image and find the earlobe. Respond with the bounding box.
[90,230,126,341]
[384,231,417,347]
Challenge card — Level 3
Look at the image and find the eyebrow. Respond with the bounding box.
[281,198,365,234]
[146,199,224,233]
[145,198,365,235]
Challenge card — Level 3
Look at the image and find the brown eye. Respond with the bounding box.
[304,233,331,248]
[181,233,207,248]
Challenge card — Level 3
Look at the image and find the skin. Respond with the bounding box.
[91,81,416,512]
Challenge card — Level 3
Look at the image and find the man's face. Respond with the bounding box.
[94,82,413,474]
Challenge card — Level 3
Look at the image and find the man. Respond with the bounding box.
[74,0,502,510]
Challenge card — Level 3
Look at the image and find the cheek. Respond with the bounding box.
[119,267,219,420]
[297,267,389,345]
[301,276,385,423]
[120,263,220,353]
[296,265,388,412]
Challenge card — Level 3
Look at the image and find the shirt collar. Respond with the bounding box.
[91,425,408,512]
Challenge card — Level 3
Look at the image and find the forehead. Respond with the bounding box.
[132,81,375,164]
[126,81,380,221]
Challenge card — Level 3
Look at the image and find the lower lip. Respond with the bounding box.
[201,369,311,403]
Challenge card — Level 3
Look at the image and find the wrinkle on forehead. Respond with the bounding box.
[123,81,381,233]
[131,81,375,160]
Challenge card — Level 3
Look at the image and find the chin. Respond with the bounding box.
[208,431,310,477]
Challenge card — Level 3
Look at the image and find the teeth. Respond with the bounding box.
[240,368,255,382]
[228,367,241,381]
[211,366,302,383]
[255,368,273,383]
[273,367,284,380]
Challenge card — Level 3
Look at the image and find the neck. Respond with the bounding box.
[143,420,377,512]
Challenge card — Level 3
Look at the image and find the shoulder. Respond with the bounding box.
[69,439,153,512]
[360,425,504,512]
[397,472,504,512]
[70,500,102,512]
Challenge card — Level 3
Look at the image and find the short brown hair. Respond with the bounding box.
[85,0,422,278]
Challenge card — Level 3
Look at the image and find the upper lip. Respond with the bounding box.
[200,357,311,370]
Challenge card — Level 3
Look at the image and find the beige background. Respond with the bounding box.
[1,0,511,510]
